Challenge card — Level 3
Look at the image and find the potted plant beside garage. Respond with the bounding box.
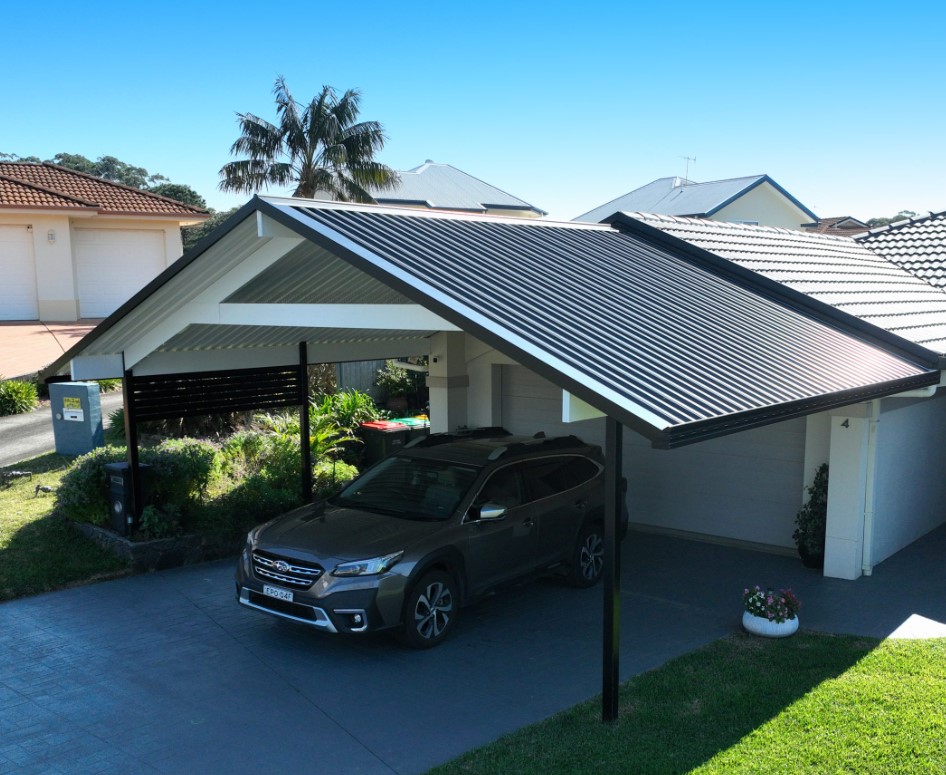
[793,462,828,569]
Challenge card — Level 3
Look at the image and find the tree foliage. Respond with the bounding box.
[867,210,918,228]
[1,151,206,211]
[219,76,397,201]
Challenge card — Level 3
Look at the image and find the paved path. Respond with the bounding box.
[2,527,945,774]
[0,390,125,467]
[0,321,100,380]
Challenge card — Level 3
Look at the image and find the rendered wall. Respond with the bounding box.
[713,183,810,230]
[463,338,806,550]
[870,391,946,567]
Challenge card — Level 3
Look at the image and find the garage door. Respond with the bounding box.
[0,225,38,320]
[74,229,165,318]
[500,365,806,548]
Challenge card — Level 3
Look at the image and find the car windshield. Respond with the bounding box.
[331,455,481,520]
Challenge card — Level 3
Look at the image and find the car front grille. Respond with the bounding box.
[252,551,323,589]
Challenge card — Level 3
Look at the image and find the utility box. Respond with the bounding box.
[50,382,104,456]
[103,462,151,536]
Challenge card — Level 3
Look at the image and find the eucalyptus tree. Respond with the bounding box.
[219,76,397,201]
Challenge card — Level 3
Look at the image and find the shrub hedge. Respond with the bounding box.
[0,377,38,416]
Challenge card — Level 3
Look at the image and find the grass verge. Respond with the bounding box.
[426,631,946,775]
[1,453,128,601]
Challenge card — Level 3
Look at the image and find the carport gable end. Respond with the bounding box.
[254,197,940,448]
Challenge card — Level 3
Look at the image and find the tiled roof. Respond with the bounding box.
[574,174,818,224]
[858,211,946,290]
[620,212,946,354]
[371,161,546,215]
[802,216,869,237]
[0,162,209,218]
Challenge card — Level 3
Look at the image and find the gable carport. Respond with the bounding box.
[45,197,941,721]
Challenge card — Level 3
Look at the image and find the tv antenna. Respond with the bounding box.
[680,156,696,184]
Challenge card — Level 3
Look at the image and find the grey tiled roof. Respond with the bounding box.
[371,161,546,215]
[622,212,946,354]
[858,211,946,290]
[574,174,817,223]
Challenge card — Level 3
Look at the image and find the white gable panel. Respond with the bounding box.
[0,225,38,320]
[75,229,165,318]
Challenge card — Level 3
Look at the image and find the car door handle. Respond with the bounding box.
[574,499,588,509]
[522,518,535,528]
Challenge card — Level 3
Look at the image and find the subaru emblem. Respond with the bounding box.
[274,561,290,573]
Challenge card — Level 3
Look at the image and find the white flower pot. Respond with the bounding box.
[742,611,799,638]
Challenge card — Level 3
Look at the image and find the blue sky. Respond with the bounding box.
[2,0,942,222]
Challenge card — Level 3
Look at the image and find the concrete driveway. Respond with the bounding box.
[3,527,945,774]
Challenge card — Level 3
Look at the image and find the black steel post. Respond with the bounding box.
[299,343,313,503]
[122,369,143,523]
[602,416,623,722]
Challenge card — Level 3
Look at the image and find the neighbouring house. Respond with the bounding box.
[0,162,208,321]
[858,210,946,289]
[613,211,946,580]
[802,215,869,237]
[44,198,945,587]
[574,174,818,229]
[369,160,546,218]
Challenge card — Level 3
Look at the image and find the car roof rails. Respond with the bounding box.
[405,426,512,449]
[487,434,586,460]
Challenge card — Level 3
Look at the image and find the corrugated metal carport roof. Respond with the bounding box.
[47,197,940,449]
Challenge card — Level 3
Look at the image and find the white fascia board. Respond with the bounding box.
[217,303,459,331]
[70,354,124,380]
[562,392,606,423]
[270,201,671,434]
[122,233,304,369]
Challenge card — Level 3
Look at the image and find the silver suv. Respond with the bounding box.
[236,430,626,648]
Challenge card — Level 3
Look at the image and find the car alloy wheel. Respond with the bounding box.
[400,570,458,648]
[569,522,604,588]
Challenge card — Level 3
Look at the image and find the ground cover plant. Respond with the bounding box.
[0,454,128,600]
[425,632,946,775]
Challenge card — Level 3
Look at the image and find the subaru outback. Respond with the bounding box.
[236,429,626,648]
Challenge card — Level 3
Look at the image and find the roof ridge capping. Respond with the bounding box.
[626,211,860,243]
[259,195,589,228]
[858,209,946,241]
[605,211,942,370]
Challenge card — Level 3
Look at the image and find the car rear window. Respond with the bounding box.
[522,456,600,501]
[331,455,481,519]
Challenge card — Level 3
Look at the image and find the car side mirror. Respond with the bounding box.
[477,502,507,521]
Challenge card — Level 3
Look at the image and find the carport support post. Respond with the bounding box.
[299,343,313,503]
[602,416,622,722]
[122,369,143,519]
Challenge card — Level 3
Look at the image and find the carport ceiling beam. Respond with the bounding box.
[122,234,304,369]
[215,303,459,331]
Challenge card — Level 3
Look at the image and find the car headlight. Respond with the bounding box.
[332,550,404,577]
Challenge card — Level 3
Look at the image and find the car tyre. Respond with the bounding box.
[568,521,604,588]
[398,570,458,649]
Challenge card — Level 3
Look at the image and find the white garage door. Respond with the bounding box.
[0,225,38,320]
[74,229,165,318]
[500,365,806,548]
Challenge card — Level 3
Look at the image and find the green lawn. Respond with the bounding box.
[0,453,128,601]
[426,632,946,775]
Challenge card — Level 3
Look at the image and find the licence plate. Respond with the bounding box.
[263,585,294,602]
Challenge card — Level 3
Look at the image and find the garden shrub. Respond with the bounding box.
[195,475,301,539]
[314,459,359,501]
[0,377,38,416]
[54,446,128,525]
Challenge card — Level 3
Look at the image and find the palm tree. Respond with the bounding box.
[219,76,397,201]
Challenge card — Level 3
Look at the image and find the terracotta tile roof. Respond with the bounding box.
[858,212,946,289]
[802,216,869,237]
[622,211,946,354]
[0,162,209,218]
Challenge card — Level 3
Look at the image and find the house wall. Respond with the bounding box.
[0,211,187,322]
[870,390,946,568]
[461,336,806,551]
[713,183,809,230]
